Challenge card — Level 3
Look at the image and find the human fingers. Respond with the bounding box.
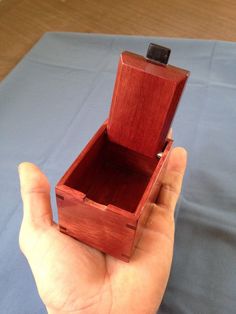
[18,162,54,256]
[135,147,187,255]
[156,147,187,215]
[18,162,53,228]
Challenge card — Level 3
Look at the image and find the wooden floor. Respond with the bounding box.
[1,0,236,80]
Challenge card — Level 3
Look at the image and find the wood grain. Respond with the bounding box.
[1,0,236,80]
[56,123,173,261]
[108,51,189,157]
[55,47,188,261]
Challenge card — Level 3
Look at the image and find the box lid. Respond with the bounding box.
[107,44,189,158]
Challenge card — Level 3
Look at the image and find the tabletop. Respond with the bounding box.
[1,0,236,80]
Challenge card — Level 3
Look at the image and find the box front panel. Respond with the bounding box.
[56,189,137,262]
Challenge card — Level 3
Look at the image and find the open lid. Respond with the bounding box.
[107,43,189,158]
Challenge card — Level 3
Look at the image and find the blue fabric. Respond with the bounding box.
[1,32,236,313]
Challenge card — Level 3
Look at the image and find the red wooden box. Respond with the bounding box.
[56,44,189,262]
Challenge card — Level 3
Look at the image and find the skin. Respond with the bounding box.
[18,147,187,314]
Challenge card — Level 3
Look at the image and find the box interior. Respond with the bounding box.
[64,131,159,213]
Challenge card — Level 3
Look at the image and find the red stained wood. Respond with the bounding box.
[56,123,173,261]
[56,48,189,262]
[107,51,189,157]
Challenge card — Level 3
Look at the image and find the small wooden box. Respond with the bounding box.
[56,44,189,262]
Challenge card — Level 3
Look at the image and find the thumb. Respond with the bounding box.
[18,162,53,252]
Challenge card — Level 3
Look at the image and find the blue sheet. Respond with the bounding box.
[1,32,236,313]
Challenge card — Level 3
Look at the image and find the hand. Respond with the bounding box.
[18,147,187,314]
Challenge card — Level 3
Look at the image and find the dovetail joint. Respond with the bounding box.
[121,253,130,259]
[59,225,67,232]
[56,194,64,200]
[126,223,136,230]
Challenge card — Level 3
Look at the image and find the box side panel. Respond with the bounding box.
[57,123,107,186]
[132,140,173,253]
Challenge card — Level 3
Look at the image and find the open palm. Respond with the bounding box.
[19,147,187,314]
